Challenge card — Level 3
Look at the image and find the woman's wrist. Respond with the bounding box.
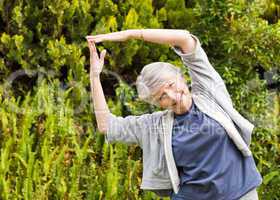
[90,74,101,82]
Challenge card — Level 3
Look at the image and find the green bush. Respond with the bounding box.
[0,0,279,199]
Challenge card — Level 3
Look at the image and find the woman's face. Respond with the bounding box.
[152,76,191,114]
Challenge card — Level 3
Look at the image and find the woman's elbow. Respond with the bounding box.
[178,32,196,54]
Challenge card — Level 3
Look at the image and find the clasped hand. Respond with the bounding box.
[86,30,135,43]
[86,30,138,78]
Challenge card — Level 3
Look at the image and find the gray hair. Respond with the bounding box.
[136,62,183,105]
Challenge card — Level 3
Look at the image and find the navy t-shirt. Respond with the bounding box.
[171,99,262,200]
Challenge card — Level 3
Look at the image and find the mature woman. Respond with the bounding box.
[86,29,262,200]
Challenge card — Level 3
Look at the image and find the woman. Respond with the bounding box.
[86,29,262,200]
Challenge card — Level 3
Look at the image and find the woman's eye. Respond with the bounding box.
[169,82,175,87]
[160,93,167,100]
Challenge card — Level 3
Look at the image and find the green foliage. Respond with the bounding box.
[0,0,279,199]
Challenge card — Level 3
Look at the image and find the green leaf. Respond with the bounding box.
[263,171,280,185]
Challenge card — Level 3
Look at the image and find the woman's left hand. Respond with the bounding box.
[86,30,135,43]
[87,39,106,78]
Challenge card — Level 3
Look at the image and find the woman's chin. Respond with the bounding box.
[172,107,186,114]
[172,94,190,114]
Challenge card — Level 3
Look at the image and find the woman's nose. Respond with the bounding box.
[165,89,177,101]
[165,89,181,103]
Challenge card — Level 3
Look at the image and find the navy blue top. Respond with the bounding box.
[172,99,262,200]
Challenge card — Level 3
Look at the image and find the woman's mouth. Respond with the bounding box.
[178,92,183,103]
[173,92,183,107]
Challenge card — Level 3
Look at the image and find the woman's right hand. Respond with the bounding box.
[86,30,138,43]
[87,39,106,78]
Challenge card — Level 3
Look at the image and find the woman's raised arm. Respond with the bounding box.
[87,39,109,134]
[86,29,196,54]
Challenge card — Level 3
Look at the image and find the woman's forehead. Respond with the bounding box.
[153,79,174,98]
[151,74,184,96]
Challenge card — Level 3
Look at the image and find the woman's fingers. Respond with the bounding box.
[86,31,128,43]
[87,40,94,51]
[100,49,106,61]
[87,40,99,58]
[92,38,103,43]
[91,41,98,54]
[86,34,105,39]
[89,40,97,52]
[86,39,107,76]
[87,39,107,63]
[86,34,107,43]
[88,36,109,43]
[86,32,117,39]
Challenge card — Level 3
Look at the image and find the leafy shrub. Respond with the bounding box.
[0,0,279,199]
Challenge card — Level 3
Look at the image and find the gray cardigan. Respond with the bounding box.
[105,34,255,197]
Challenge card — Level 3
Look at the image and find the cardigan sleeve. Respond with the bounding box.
[172,34,255,147]
[171,34,233,106]
[105,112,161,147]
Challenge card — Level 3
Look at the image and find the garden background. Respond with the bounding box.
[0,0,279,199]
